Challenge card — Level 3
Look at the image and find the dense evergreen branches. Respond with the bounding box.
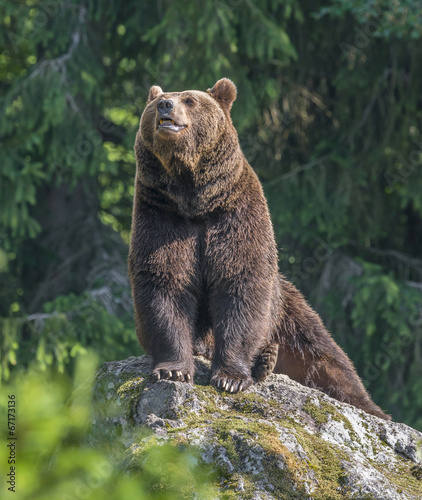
[0,0,421,428]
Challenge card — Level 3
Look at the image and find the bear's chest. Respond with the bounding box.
[145,179,231,220]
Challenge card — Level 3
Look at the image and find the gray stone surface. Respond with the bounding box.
[92,355,422,499]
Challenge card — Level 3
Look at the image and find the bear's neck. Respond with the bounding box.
[157,128,241,182]
[137,139,248,218]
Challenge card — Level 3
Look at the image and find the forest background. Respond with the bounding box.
[1,0,422,437]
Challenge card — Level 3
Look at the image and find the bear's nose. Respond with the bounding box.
[157,99,174,115]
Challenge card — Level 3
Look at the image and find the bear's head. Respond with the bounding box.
[138,78,237,174]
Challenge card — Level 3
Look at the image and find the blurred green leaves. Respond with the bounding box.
[314,0,422,39]
[0,355,218,499]
[0,291,139,382]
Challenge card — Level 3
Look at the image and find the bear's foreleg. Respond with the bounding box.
[129,206,199,383]
[132,279,197,383]
[208,278,273,393]
[206,206,276,393]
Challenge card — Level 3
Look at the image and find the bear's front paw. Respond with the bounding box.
[150,362,193,384]
[210,371,253,393]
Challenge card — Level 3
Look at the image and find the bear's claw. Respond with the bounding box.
[210,374,253,393]
[150,364,193,384]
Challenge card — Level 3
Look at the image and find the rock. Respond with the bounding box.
[92,355,422,499]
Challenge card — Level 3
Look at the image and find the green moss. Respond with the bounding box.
[302,397,359,442]
[162,387,353,499]
[219,474,257,499]
[298,434,349,498]
[230,391,282,418]
[117,376,146,399]
[209,416,309,499]
[370,460,422,497]
[270,410,350,499]
[411,465,422,480]
[94,370,148,405]
[209,412,350,499]
[115,375,147,420]
[303,399,332,425]
[162,388,303,497]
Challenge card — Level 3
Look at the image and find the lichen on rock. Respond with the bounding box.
[92,355,422,499]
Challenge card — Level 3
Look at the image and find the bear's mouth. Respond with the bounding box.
[157,117,187,133]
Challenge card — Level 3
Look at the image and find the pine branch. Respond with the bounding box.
[405,281,422,292]
[263,154,330,187]
[26,312,61,333]
[367,248,422,276]
[30,6,87,82]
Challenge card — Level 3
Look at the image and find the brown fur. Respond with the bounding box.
[129,79,391,420]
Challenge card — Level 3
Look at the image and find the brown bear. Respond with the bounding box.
[129,78,391,420]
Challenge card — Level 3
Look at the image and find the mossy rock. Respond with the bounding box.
[91,355,422,499]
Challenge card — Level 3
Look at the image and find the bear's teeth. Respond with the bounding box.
[159,119,176,125]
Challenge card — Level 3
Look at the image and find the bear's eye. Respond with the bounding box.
[184,97,195,106]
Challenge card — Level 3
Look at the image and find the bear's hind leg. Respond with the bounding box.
[304,353,392,420]
[252,343,279,382]
[274,276,391,420]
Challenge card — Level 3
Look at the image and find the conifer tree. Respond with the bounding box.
[1,0,421,429]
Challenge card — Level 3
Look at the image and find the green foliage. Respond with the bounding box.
[349,263,422,428]
[1,292,140,382]
[0,356,218,499]
[0,0,422,430]
[315,0,422,39]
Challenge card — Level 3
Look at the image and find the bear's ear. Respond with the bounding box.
[207,78,237,113]
[147,85,163,103]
